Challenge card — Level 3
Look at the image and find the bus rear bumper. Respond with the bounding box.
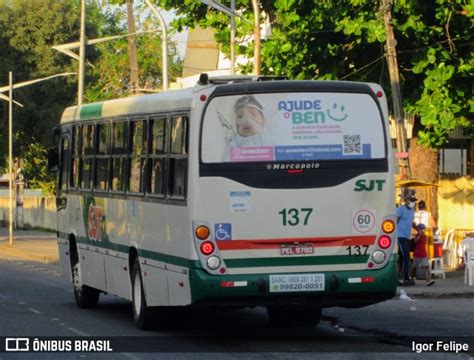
[189,259,397,309]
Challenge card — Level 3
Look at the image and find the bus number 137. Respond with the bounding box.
[279,208,313,226]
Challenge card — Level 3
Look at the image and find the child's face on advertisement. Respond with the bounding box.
[235,106,264,137]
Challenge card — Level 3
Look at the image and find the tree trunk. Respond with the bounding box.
[409,117,439,227]
[127,0,139,94]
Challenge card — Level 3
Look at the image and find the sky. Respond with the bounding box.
[162,10,188,59]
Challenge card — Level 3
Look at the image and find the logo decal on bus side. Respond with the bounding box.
[83,197,109,243]
[354,179,386,192]
[88,203,104,241]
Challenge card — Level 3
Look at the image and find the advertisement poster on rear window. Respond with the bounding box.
[201,92,386,163]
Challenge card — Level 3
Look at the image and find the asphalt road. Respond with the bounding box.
[0,259,472,360]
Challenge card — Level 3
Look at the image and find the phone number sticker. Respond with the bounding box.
[269,273,325,293]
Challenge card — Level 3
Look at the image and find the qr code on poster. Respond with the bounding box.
[343,135,362,154]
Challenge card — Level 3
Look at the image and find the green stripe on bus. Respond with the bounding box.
[224,255,369,268]
[59,232,201,269]
[80,103,103,120]
[138,249,200,269]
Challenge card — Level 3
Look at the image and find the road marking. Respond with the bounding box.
[28,308,41,314]
[66,327,90,336]
[121,353,141,360]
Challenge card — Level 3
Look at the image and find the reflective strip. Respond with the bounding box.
[220,281,248,288]
[348,276,374,283]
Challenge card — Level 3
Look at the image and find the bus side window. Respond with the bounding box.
[96,122,110,191]
[111,121,127,192]
[129,120,146,193]
[147,117,167,196]
[168,115,188,199]
[59,137,69,192]
[81,124,95,190]
[70,126,80,189]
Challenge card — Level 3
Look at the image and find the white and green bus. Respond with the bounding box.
[53,75,397,329]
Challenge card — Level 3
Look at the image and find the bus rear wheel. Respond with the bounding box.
[71,260,100,309]
[131,259,155,330]
[267,305,322,327]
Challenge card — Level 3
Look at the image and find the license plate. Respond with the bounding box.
[269,273,325,293]
[280,243,314,256]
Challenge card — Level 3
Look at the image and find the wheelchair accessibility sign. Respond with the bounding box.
[215,223,232,240]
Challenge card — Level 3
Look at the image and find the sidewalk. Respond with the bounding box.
[0,228,473,298]
[396,269,474,299]
[0,228,59,264]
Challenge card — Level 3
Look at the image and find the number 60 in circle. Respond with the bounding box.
[352,209,376,233]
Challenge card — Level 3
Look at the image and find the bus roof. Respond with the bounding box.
[60,77,384,124]
[60,87,195,124]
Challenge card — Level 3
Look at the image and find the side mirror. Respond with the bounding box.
[47,147,59,173]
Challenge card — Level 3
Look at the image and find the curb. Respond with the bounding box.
[0,246,59,264]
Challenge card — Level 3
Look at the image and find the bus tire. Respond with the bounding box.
[70,248,100,309]
[267,305,322,327]
[131,259,155,330]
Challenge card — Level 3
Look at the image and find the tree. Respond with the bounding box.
[155,0,472,221]
[154,0,472,148]
[0,0,109,175]
[0,0,182,190]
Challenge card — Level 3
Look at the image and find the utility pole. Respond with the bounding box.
[251,0,261,75]
[78,0,86,105]
[230,0,236,75]
[127,0,140,94]
[382,0,410,179]
[144,0,168,91]
[8,72,13,244]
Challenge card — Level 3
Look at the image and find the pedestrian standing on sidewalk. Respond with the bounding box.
[411,223,435,286]
[397,193,417,286]
[414,200,437,234]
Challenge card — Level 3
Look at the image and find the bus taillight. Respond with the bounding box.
[382,220,395,234]
[200,241,215,255]
[377,235,392,249]
[195,226,210,240]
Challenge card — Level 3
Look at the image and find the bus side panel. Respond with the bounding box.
[72,194,107,292]
[78,245,107,292]
[139,202,193,306]
[103,197,133,301]
[142,263,170,306]
[168,271,192,306]
[57,240,71,281]
[104,254,131,300]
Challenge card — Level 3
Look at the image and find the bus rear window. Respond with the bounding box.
[201,92,386,163]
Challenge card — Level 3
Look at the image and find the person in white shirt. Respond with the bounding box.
[414,200,437,232]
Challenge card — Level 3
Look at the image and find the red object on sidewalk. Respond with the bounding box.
[433,241,443,258]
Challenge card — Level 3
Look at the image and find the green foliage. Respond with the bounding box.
[0,0,182,189]
[0,0,81,172]
[21,142,55,195]
[154,0,473,148]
